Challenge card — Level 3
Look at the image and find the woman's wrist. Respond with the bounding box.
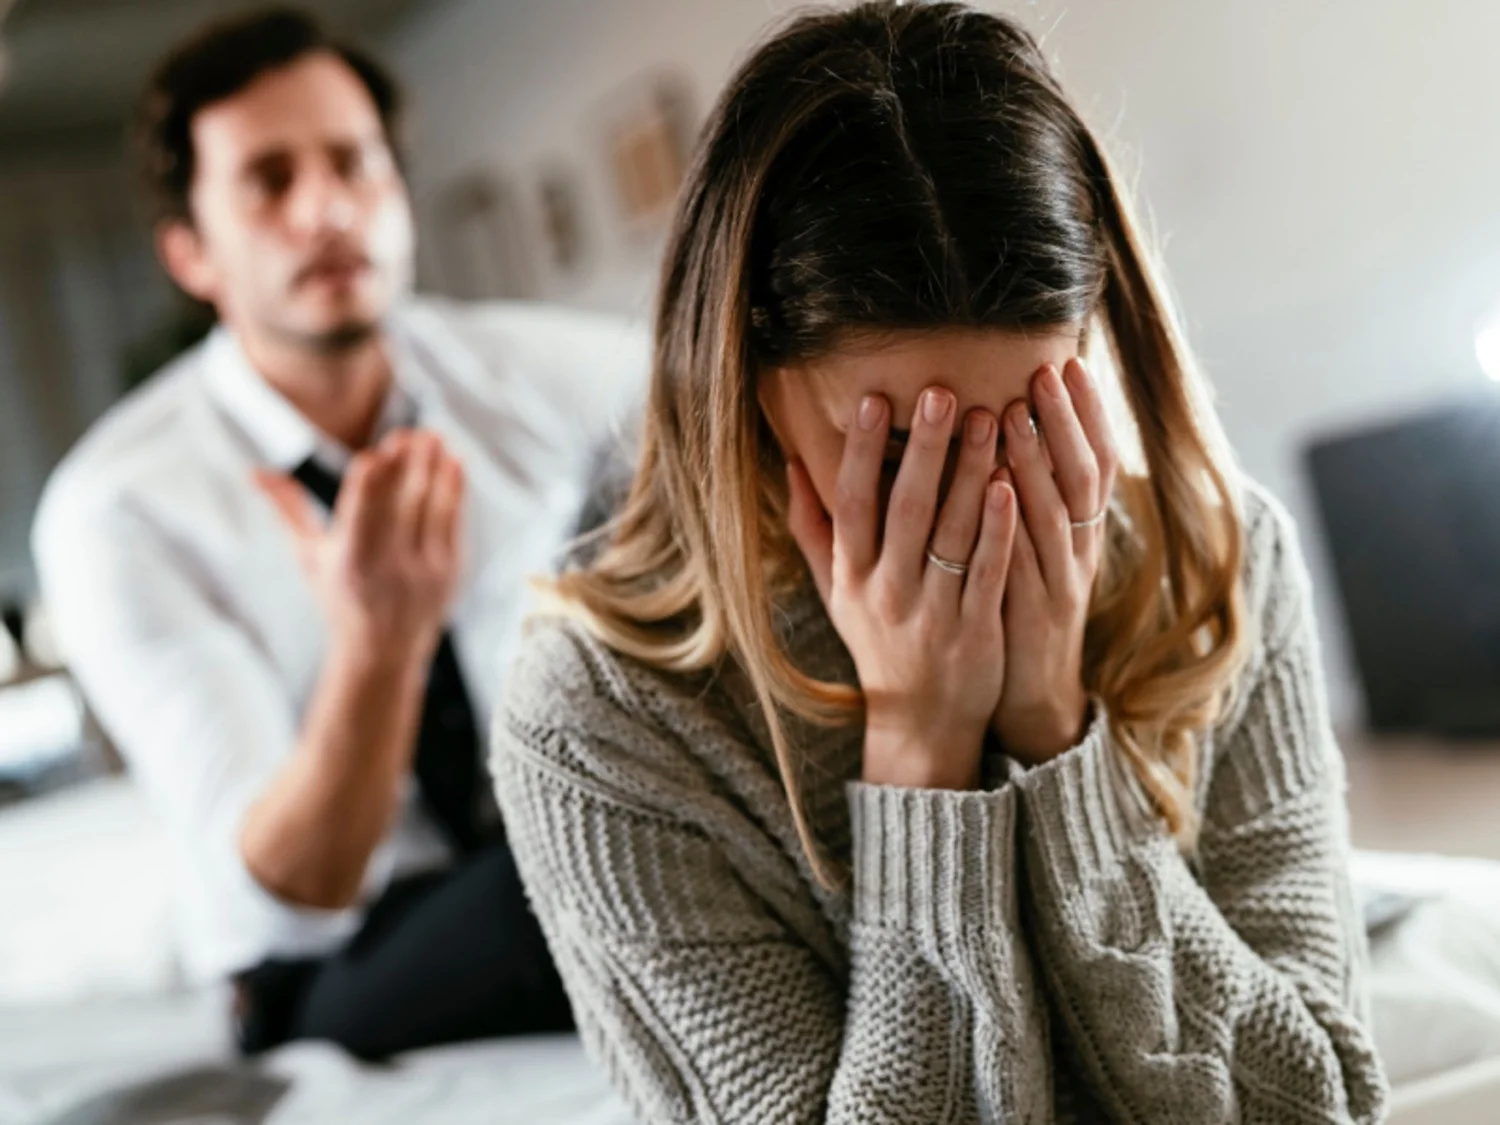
[861,720,985,790]
[995,694,1093,765]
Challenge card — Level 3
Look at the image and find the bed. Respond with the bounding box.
[4,777,1500,1124]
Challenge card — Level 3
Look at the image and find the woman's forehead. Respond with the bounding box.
[802,327,1082,424]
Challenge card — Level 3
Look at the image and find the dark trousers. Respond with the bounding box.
[233,842,572,1060]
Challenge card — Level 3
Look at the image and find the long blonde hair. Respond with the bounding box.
[545,2,1246,880]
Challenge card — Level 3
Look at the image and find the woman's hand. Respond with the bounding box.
[786,387,1018,790]
[992,359,1119,765]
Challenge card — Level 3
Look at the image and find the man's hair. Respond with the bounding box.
[133,6,404,226]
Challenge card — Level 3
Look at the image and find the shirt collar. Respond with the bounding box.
[202,324,421,474]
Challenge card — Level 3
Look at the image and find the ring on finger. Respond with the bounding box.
[1069,506,1108,531]
[925,545,971,575]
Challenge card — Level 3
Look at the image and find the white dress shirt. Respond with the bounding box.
[31,297,647,983]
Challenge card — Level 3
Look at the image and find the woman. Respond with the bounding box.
[492,3,1388,1121]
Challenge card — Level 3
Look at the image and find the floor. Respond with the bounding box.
[1342,728,1500,861]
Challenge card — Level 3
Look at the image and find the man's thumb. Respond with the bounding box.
[252,470,320,544]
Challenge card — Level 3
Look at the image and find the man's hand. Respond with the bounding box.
[255,429,466,663]
[241,428,468,910]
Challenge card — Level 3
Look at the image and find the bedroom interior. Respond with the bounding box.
[2,0,1500,1121]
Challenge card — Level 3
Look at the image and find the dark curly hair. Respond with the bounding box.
[133,6,403,226]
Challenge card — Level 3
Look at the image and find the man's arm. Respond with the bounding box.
[35,429,463,922]
[242,429,464,909]
[237,631,432,909]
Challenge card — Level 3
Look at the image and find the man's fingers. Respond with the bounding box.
[340,447,401,567]
[396,431,442,551]
[424,452,466,565]
[786,458,834,606]
[253,470,321,542]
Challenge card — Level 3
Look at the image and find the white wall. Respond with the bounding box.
[388,0,1500,723]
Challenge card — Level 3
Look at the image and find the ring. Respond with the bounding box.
[1069,507,1108,530]
[925,546,970,576]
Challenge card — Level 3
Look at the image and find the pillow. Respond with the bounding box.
[0,776,180,1005]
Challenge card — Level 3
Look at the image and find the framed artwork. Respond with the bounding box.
[536,164,587,275]
[431,170,539,301]
[600,72,695,237]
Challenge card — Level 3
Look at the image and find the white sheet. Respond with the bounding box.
[0,777,178,1006]
[1356,850,1500,1087]
[6,777,1500,1121]
[0,990,630,1125]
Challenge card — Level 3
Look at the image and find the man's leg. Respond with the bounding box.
[289,842,572,1059]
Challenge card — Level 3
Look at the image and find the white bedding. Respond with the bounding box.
[0,989,629,1125]
[1356,850,1500,1088]
[7,779,1500,1123]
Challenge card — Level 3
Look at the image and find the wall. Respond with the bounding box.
[0,159,171,595]
[388,0,1500,722]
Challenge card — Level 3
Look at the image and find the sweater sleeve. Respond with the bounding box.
[1011,501,1389,1124]
[492,638,1052,1124]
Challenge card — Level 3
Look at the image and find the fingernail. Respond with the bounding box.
[858,395,883,431]
[988,480,1010,510]
[1009,403,1033,437]
[1043,365,1067,399]
[1066,357,1090,386]
[922,389,952,424]
[966,411,994,446]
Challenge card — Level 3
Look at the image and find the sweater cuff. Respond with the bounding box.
[1011,704,1163,889]
[846,781,1018,938]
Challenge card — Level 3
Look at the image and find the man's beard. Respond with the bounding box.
[303,318,380,355]
[271,316,382,356]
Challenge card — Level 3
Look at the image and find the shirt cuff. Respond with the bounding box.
[846,781,1019,939]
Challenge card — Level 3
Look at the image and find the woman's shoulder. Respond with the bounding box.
[1234,475,1316,662]
[495,612,728,796]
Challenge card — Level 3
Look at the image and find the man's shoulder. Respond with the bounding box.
[33,340,221,549]
[395,296,648,395]
[399,294,645,352]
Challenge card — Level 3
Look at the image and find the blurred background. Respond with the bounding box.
[3,0,1499,747]
[2,1,1500,1120]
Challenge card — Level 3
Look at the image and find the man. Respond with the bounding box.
[31,8,645,1058]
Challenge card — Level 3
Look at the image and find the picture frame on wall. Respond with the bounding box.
[599,71,695,239]
[536,163,587,276]
[430,170,539,301]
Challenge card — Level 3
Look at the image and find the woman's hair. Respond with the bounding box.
[546,1,1247,878]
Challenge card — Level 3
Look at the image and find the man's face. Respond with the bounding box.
[164,51,414,351]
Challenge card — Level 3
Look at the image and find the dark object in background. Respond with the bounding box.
[0,600,24,656]
[1306,392,1500,736]
[121,300,217,393]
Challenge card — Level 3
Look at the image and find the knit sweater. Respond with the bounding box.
[491,482,1390,1124]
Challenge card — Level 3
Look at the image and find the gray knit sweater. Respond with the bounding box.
[491,483,1390,1124]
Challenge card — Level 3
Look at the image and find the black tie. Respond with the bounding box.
[290,456,486,855]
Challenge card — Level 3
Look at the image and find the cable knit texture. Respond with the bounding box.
[491,481,1390,1124]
